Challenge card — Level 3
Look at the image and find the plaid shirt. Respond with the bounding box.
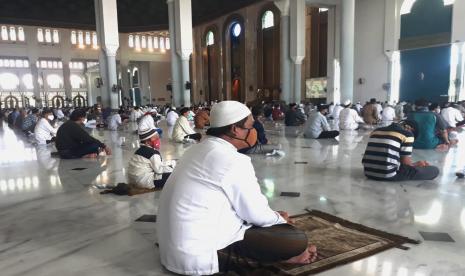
[22,114,38,131]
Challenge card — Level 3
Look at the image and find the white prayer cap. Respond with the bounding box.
[343,100,351,106]
[210,101,251,128]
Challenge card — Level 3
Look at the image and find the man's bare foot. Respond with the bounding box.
[284,245,317,264]
[82,153,98,158]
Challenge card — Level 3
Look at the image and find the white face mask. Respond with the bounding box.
[47,115,54,121]
[83,118,88,125]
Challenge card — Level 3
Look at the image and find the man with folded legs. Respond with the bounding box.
[157,101,316,275]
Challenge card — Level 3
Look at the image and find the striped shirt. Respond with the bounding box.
[362,123,414,180]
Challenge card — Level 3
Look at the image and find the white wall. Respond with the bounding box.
[149,62,171,105]
[353,0,390,103]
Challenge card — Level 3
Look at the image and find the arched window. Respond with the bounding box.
[206,31,214,46]
[232,23,241,37]
[154,37,159,49]
[135,35,141,49]
[160,37,165,50]
[128,35,134,48]
[0,73,20,90]
[141,36,147,48]
[45,29,52,43]
[71,31,77,44]
[1,26,8,40]
[18,27,25,41]
[46,74,63,89]
[148,36,153,50]
[85,31,91,45]
[9,26,16,41]
[166,38,170,49]
[22,74,33,90]
[70,74,84,89]
[78,31,84,46]
[53,30,59,43]
[92,32,98,48]
[261,11,274,29]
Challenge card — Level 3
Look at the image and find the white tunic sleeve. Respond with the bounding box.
[222,159,286,227]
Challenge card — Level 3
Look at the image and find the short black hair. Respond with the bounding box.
[70,108,87,121]
[415,99,428,108]
[251,105,263,117]
[400,120,419,138]
[179,107,190,115]
[41,109,52,116]
[206,116,248,137]
[429,103,439,111]
[318,104,329,112]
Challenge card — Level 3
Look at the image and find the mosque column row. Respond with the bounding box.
[94,0,120,109]
[167,0,193,107]
[275,0,291,104]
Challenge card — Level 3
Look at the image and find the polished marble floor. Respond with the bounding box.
[1,121,465,276]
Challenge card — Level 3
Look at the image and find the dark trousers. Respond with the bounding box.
[456,120,465,127]
[153,173,171,189]
[317,130,340,139]
[58,142,101,159]
[184,133,202,141]
[46,137,56,144]
[218,224,307,272]
[390,164,440,181]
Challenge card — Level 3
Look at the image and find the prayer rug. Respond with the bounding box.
[220,209,419,275]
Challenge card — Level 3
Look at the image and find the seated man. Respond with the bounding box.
[408,100,449,150]
[238,105,280,155]
[157,101,316,275]
[138,111,163,136]
[362,98,380,125]
[284,103,306,126]
[339,100,364,130]
[194,108,210,129]
[362,120,439,181]
[107,110,124,131]
[34,109,58,145]
[303,104,339,139]
[22,108,40,135]
[127,128,174,189]
[166,107,179,126]
[56,109,111,159]
[441,103,465,129]
[172,107,201,143]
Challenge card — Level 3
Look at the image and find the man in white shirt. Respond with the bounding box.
[331,103,343,120]
[382,104,396,123]
[442,104,465,128]
[157,101,316,275]
[130,106,144,122]
[171,107,201,143]
[34,109,58,145]
[166,107,179,126]
[107,111,124,131]
[339,100,364,130]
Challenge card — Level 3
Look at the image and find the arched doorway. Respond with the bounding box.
[51,95,65,108]
[257,7,281,102]
[73,95,87,107]
[202,27,220,103]
[223,16,245,102]
[4,95,19,109]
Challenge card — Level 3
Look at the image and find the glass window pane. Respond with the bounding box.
[165,38,170,49]
[45,29,52,43]
[53,30,59,43]
[47,61,53,68]
[78,31,84,46]
[9,26,16,41]
[37,28,44,42]
[85,31,91,45]
[153,37,159,49]
[58,61,62,68]
[41,60,47,68]
[71,31,77,44]
[262,11,274,29]
[1,26,8,40]
[15,59,23,68]
[23,60,29,67]
[134,35,140,49]
[92,32,98,48]
[148,36,153,50]
[160,37,165,50]
[141,36,147,48]
[128,34,134,48]
[18,27,25,41]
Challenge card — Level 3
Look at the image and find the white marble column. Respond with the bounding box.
[275,0,291,103]
[174,0,193,107]
[167,0,182,107]
[85,73,94,106]
[31,62,42,108]
[94,0,120,109]
[340,0,355,103]
[62,60,72,106]
[289,0,306,103]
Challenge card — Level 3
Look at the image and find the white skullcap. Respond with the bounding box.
[344,100,351,106]
[210,101,251,128]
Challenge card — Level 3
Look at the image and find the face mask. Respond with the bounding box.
[47,115,54,121]
[149,138,161,150]
[231,127,258,148]
[83,118,88,125]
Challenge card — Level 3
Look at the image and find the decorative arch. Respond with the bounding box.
[257,4,281,102]
[222,14,246,102]
[51,95,65,108]
[202,25,221,102]
[4,95,19,109]
[73,95,87,107]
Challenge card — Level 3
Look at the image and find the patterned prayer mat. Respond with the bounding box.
[221,210,420,275]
